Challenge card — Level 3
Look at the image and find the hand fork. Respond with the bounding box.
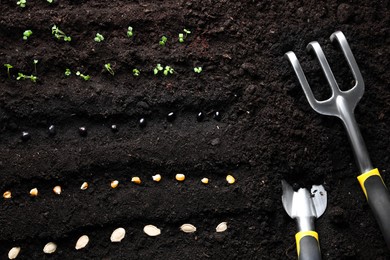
[285,31,390,249]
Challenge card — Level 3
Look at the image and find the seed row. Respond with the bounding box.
[2,174,236,199]
[17,111,222,142]
[6,222,228,259]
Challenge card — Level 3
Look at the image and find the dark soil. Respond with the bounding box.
[0,0,389,259]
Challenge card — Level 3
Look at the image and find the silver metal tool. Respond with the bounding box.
[282,180,327,260]
[285,31,390,249]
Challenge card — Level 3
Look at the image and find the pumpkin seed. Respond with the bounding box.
[216,222,228,233]
[180,224,197,233]
[43,242,57,254]
[75,235,89,250]
[143,225,161,236]
[110,228,126,242]
[8,247,21,259]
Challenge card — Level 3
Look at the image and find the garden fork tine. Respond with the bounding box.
[285,31,390,249]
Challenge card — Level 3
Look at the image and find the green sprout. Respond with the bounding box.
[23,30,32,40]
[153,64,164,75]
[17,73,37,83]
[33,59,38,74]
[163,66,174,76]
[52,25,71,42]
[76,71,90,81]
[159,36,167,46]
[4,64,13,79]
[194,67,202,73]
[179,29,191,43]
[127,26,133,37]
[47,0,53,3]
[17,0,26,8]
[65,68,71,76]
[132,68,140,77]
[94,33,104,42]
[104,63,114,76]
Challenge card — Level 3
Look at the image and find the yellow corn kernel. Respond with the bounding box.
[201,178,209,184]
[111,180,119,188]
[80,182,88,190]
[152,174,161,182]
[176,174,185,182]
[131,177,141,184]
[30,188,38,197]
[226,175,235,184]
[53,186,62,195]
[3,191,11,199]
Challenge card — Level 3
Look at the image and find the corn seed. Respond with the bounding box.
[111,180,119,188]
[152,174,161,182]
[175,174,185,181]
[80,182,88,190]
[53,186,62,195]
[3,191,11,199]
[201,178,209,184]
[131,177,141,184]
[226,175,235,184]
[29,188,38,197]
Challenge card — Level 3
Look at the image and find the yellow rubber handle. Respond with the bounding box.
[357,168,390,248]
[295,230,320,259]
[357,168,383,199]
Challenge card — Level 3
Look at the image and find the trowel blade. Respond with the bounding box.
[282,180,327,219]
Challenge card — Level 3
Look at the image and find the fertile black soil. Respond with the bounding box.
[0,0,389,259]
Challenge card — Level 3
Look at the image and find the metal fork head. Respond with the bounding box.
[285,31,364,118]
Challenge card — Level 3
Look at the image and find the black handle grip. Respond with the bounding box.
[296,231,321,260]
[359,172,390,249]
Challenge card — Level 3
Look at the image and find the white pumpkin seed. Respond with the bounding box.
[143,225,161,236]
[180,224,197,233]
[216,222,228,232]
[75,235,89,250]
[43,242,57,254]
[110,228,126,242]
[8,247,21,259]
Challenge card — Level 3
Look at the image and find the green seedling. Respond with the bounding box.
[47,0,53,3]
[194,67,202,73]
[23,30,32,40]
[132,68,140,77]
[153,64,164,75]
[65,68,71,76]
[76,71,90,81]
[104,63,114,76]
[17,0,26,8]
[163,66,174,76]
[127,26,133,37]
[4,64,13,79]
[52,25,71,42]
[17,73,37,83]
[33,59,38,74]
[159,36,167,46]
[94,33,104,42]
[179,29,191,43]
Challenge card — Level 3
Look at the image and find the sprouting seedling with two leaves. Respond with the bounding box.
[52,25,71,41]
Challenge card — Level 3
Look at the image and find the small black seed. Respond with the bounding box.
[21,131,31,142]
[167,112,176,122]
[111,124,118,133]
[79,127,87,137]
[48,125,56,136]
[139,118,147,128]
[197,112,204,122]
[214,111,222,121]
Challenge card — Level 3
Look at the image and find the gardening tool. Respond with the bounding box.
[285,31,390,248]
[282,180,327,260]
